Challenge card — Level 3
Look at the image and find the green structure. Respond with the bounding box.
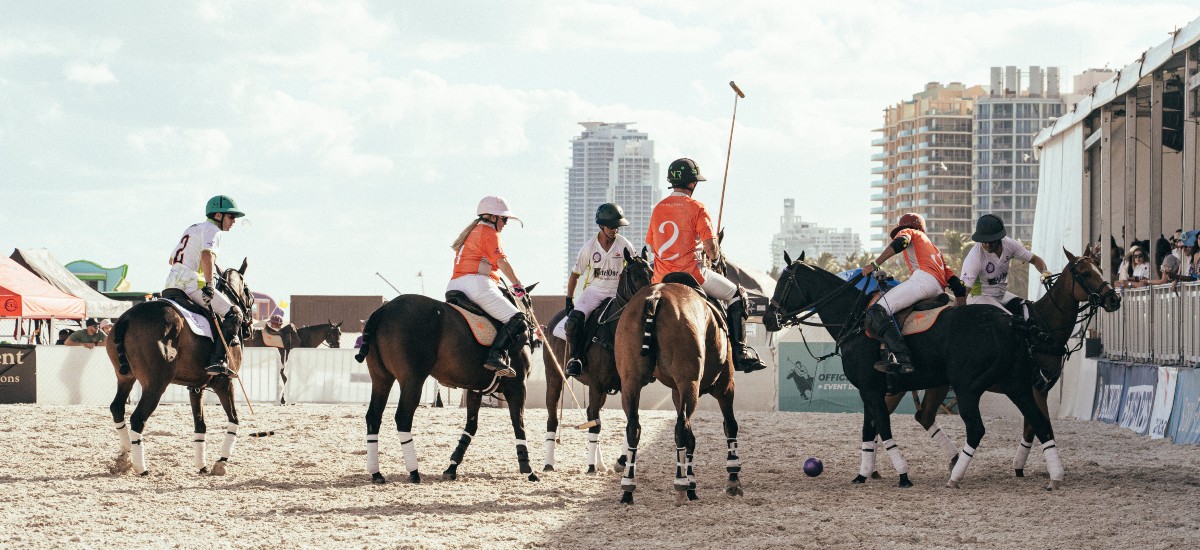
[65,260,128,293]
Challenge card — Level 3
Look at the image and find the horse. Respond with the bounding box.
[542,248,653,473]
[613,265,744,505]
[354,283,541,484]
[763,250,1108,490]
[786,363,815,400]
[246,320,342,404]
[106,260,255,476]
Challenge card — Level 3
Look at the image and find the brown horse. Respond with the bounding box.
[106,260,255,476]
[246,321,342,404]
[542,248,653,473]
[613,275,743,505]
[355,283,540,484]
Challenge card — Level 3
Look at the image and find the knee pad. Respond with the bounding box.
[505,313,529,347]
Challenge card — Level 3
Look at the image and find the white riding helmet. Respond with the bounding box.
[476,196,521,223]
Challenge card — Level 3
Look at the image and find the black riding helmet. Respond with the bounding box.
[667,158,706,188]
[596,203,630,228]
[972,214,1006,243]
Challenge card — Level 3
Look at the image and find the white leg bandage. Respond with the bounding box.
[1042,440,1064,481]
[1013,436,1033,471]
[544,431,557,467]
[399,431,418,473]
[366,435,380,475]
[220,422,238,460]
[882,438,909,475]
[858,440,877,478]
[950,443,976,482]
[674,447,689,488]
[586,432,599,467]
[193,432,207,470]
[927,422,958,460]
[621,447,637,487]
[130,431,146,474]
[115,421,131,452]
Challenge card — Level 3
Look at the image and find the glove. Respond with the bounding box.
[201,285,215,300]
[1040,271,1052,283]
[565,296,574,310]
[512,284,527,299]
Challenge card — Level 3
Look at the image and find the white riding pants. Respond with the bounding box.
[877,270,943,315]
[165,269,234,318]
[552,284,614,339]
[446,275,519,323]
[699,268,738,304]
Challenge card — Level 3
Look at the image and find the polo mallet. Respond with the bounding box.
[376,272,402,295]
[716,80,745,233]
[530,322,595,429]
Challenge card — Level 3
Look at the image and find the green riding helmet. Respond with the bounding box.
[666,158,706,187]
[595,203,630,228]
[971,214,1006,243]
[206,195,245,218]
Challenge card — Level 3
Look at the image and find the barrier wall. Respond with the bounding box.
[1097,281,1200,366]
[1091,359,1199,444]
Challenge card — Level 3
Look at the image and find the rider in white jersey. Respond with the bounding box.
[165,195,245,376]
[957,214,1050,312]
[556,203,636,377]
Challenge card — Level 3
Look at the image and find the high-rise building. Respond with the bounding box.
[871,82,987,252]
[565,122,660,289]
[973,66,1066,242]
[770,199,862,271]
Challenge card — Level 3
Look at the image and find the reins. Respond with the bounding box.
[773,269,873,364]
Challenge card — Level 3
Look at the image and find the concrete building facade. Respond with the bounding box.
[770,199,862,271]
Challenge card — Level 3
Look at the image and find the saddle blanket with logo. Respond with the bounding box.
[865,293,953,337]
[449,304,496,346]
[261,328,285,348]
[158,298,214,340]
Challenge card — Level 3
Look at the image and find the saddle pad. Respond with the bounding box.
[158,298,213,340]
[899,303,952,336]
[262,330,285,348]
[449,304,496,346]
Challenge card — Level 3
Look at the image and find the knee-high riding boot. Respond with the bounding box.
[485,313,528,378]
[726,299,766,373]
[867,304,913,374]
[564,310,586,377]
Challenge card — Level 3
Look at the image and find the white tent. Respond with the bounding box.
[10,248,131,319]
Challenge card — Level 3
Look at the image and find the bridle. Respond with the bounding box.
[598,257,653,326]
[767,264,872,363]
[214,268,254,339]
[1039,257,1117,317]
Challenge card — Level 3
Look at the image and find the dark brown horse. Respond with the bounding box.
[246,321,342,404]
[106,260,254,476]
[613,274,744,505]
[542,248,652,473]
[355,283,540,484]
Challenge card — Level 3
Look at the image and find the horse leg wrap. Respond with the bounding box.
[1013,436,1033,471]
[927,422,958,460]
[858,441,877,478]
[449,431,472,466]
[193,432,207,470]
[686,451,696,487]
[621,447,637,489]
[399,431,418,473]
[882,438,909,476]
[544,431,557,468]
[674,447,689,490]
[515,439,530,469]
[950,444,976,482]
[115,421,131,453]
[130,431,146,474]
[1042,440,1064,482]
[366,435,380,475]
[586,432,599,468]
[726,438,742,474]
[220,422,238,460]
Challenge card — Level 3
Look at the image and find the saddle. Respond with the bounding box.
[865,292,952,337]
[660,272,729,327]
[445,291,500,346]
[161,288,212,318]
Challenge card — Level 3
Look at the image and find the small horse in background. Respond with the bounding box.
[106,260,255,476]
[246,320,342,404]
[613,273,744,505]
[355,283,540,484]
[542,248,653,473]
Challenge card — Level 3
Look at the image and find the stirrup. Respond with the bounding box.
[206,363,235,378]
[564,358,583,378]
[873,360,912,375]
[484,362,516,378]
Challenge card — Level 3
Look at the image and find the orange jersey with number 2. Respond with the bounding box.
[646,192,716,283]
[894,227,955,287]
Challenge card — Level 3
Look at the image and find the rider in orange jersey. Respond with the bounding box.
[646,158,766,373]
[861,213,968,374]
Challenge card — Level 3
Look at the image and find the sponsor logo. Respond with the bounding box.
[1094,384,1123,422]
[0,351,26,366]
[2,298,17,314]
[1119,385,1154,433]
[985,262,995,274]
[0,375,18,383]
[592,252,602,263]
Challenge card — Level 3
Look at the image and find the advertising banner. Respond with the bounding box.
[0,344,36,403]
[778,342,916,415]
[1117,365,1157,435]
[1149,367,1178,440]
[1167,368,1200,445]
[1092,360,1126,424]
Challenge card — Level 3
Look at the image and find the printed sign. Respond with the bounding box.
[1149,367,1178,440]
[0,344,36,404]
[1117,365,1157,435]
[1167,368,1200,445]
[778,341,916,415]
[1092,360,1126,424]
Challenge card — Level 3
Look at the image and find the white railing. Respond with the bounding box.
[1097,281,1200,366]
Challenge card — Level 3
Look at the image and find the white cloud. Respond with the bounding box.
[126,127,231,171]
[64,62,117,85]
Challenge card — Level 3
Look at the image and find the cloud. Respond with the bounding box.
[64,62,116,85]
[126,127,231,171]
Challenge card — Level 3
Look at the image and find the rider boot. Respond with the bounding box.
[206,309,243,377]
[563,310,586,378]
[484,313,528,379]
[726,299,767,373]
[867,304,913,374]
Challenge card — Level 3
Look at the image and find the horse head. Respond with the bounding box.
[619,247,654,302]
[324,319,343,348]
[763,250,810,332]
[1060,247,1121,312]
[217,258,254,340]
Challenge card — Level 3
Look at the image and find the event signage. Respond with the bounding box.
[0,344,36,404]
[1149,367,1178,440]
[1117,365,1157,435]
[1167,369,1200,445]
[778,342,916,415]
[1092,361,1126,424]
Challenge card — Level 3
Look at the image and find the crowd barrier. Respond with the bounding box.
[1091,359,1200,444]
[1096,281,1200,366]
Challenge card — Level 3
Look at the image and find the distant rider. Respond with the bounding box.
[555,203,635,378]
[958,214,1050,312]
[165,195,246,377]
[447,196,530,378]
[646,158,766,373]
[861,213,967,374]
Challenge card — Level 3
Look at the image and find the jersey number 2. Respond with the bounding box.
[171,235,190,265]
[656,221,680,261]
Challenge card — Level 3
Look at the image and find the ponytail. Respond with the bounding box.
[451,218,483,252]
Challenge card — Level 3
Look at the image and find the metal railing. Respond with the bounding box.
[1096,281,1200,366]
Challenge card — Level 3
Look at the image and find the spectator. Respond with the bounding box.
[1147,233,1185,286]
[65,319,107,349]
[1116,246,1150,288]
[1180,230,1200,281]
[99,319,113,338]
[54,329,71,345]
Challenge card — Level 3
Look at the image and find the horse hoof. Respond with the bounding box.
[1045,479,1061,491]
[851,475,868,484]
[442,466,458,481]
[528,473,540,482]
[543,464,554,472]
[138,470,150,477]
[898,474,913,488]
[408,471,421,484]
[726,484,744,497]
[371,472,387,485]
[586,465,597,474]
[946,480,960,489]
[687,489,699,501]
[870,471,882,480]
[211,461,227,476]
[620,492,634,505]
[1015,469,1025,477]
[198,467,209,475]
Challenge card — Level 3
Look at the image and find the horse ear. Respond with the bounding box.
[718,228,725,244]
[525,282,538,293]
[1063,247,1077,263]
[336,321,343,328]
[784,251,792,265]
[239,258,248,275]
[640,245,648,260]
[799,251,806,262]
[624,248,634,263]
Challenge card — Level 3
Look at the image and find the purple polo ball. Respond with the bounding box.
[803,457,823,477]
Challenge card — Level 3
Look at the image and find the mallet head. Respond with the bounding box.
[729,81,745,98]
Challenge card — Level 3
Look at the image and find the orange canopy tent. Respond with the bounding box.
[0,256,85,320]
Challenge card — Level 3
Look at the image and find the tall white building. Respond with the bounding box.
[770,199,863,271]
[566,122,660,287]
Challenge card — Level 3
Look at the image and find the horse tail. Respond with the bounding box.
[639,290,661,357]
[113,316,132,375]
[355,306,384,363]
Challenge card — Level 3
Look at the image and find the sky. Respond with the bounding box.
[2,1,1196,314]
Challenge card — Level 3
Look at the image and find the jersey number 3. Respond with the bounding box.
[171,235,190,265]
[656,221,680,261]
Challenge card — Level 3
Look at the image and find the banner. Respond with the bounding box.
[1092,360,1126,424]
[1167,368,1200,445]
[0,344,36,403]
[778,342,916,415]
[1149,367,1178,440]
[1117,365,1157,435]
